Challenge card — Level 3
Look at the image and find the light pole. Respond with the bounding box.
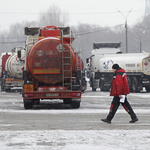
[140,30,145,53]
[116,9,132,53]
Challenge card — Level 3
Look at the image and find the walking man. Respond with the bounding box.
[101,64,138,124]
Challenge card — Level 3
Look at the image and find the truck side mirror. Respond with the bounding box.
[18,50,21,58]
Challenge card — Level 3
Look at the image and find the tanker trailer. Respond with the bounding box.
[86,42,121,91]
[97,52,150,92]
[3,46,25,92]
[0,52,11,91]
[19,26,83,109]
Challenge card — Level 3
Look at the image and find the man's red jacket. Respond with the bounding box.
[110,68,130,96]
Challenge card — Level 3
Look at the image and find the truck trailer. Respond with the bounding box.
[19,25,84,109]
[97,52,150,92]
[1,47,25,92]
[0,52,11,90]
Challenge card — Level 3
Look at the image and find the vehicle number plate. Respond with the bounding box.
[142,81,150,83]
[46,93,59,96]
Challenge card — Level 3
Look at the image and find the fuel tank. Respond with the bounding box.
[5,47,25,79]
[27,37,76,85]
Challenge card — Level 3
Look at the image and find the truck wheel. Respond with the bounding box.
[132,78,140,93]
[92,87,96,91]
[100,80,109,91]
[1,80,5,91]
[128,77,133,92]
[1,87,3,92]
[90,77,96,91]
[15,90,18,93]
[6,89,11,92]
[3,85,6,92]
[24,99,33,109]
[33,99,40,105]
[71,101,80,109]
[145,86,150,92]
[100,80,104,91]
[63,98,71,104]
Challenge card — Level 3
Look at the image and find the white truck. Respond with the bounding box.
[98,52,150,92]
[1,46,25,92]
[87,42,121,91]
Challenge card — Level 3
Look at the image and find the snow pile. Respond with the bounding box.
[0,130,150,150]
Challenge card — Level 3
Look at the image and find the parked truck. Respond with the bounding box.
[18,25,84,109]
[1,47,25,92]
[0,52,11,90]
[87,42,121,91]
[98,52,150,92]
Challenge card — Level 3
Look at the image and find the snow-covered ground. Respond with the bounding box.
[0,130,150,150]
[0,89,150,149]
[1,108,150,114]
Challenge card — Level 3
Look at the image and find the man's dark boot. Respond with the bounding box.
[101,118,111,124]
[129,118,138,123]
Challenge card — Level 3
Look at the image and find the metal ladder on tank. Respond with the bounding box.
[61,29,72,91]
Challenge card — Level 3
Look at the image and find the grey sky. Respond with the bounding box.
[0,0,145,31]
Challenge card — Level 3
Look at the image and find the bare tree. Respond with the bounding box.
[38,4,69,26]
[72,23,125,64]
[0,5,149,61]
[0,21,37,53]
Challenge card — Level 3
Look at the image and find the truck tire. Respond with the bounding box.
[1,86,4,92]
[6,88,11,92]
[63,98,71,104]
[90,77,96,91]
[3,85,6,92]
[1,79,5,92]
[99,80,109,91]
[92,87,96,91]
[71,101,80,109]
[33,99,40,105]
[24,99,33,109]
[132,77,140,93]
[128,77,133,92]
[145,86,150,92]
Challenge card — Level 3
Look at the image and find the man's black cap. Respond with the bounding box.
[112,64,119,69]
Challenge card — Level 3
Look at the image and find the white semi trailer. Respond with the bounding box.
[87,42,121,91]
[97,52,150,92]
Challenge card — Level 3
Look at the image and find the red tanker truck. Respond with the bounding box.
[18,25,83,109]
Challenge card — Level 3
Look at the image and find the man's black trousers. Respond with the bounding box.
[106,96,137,121]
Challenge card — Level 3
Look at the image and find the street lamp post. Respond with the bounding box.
[140,30,145,53]
[116,9,132,53]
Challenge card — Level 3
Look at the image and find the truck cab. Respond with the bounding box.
[87,42,121,91]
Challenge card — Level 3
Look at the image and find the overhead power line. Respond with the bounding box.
[0,24,124,44]
[74,24,124,36]
[0,10,145,15]
[0,41,25,44]
[0,37,26,40]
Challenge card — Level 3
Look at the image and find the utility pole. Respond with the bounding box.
[125,20,128,53]
[116,9,132,53]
